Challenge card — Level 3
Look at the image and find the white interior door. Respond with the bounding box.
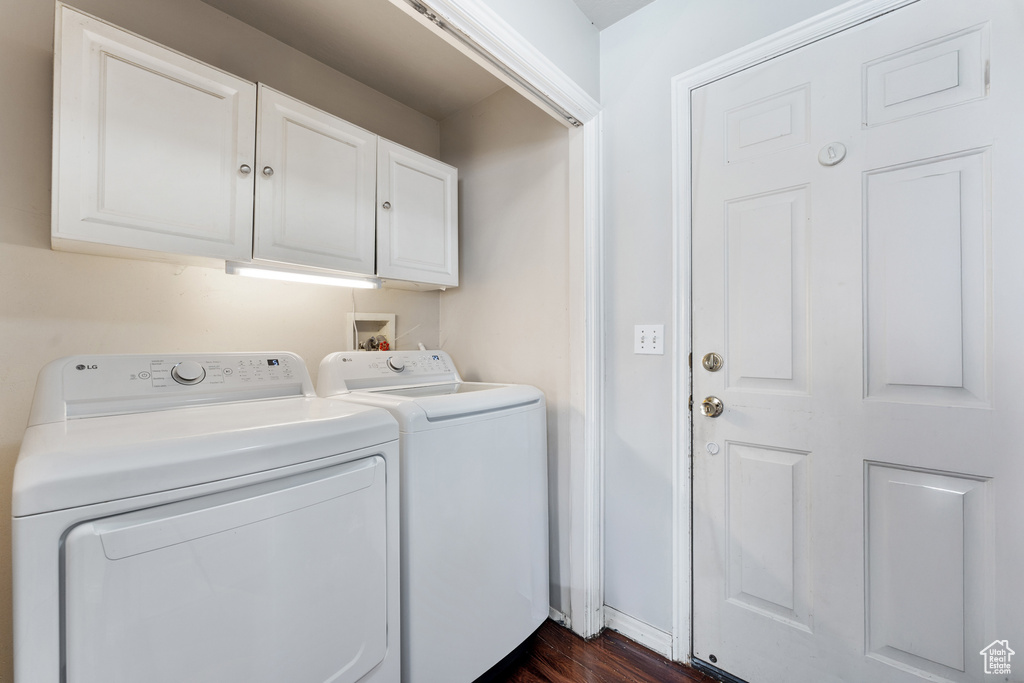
[254,85,377,274]
[691,1,1024,681]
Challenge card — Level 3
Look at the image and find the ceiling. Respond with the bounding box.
[572,0,656,30]
[201,0,506,121]
[202,0,658,120]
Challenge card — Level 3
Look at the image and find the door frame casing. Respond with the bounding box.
[388,0,607,639]
[669,0,921,663]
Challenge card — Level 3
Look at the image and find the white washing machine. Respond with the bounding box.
[12,352,400,683]
[318,350,549,683]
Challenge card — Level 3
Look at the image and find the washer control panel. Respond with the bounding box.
[170,360,206,385]
[318,350,460,393]
[29,352,315,424]
[90,354,300,390]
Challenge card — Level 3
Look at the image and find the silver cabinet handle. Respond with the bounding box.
[262,166,274,177]
[239,164,252,175]
[382,201,391,210]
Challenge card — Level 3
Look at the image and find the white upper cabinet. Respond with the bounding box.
[52,4,256,263]
[52,5,458,288]
[254,86,377,275]
[376,139,458,287]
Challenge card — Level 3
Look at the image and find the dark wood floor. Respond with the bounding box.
[479,620,716,683]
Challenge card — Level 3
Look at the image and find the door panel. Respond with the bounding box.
[863,25,988,126]
[726,443,811,630]
[865,463,990,679]
[691,1,1023,681]
[726,86,810,162]
[864,151,990,406]
[726,187,809,394]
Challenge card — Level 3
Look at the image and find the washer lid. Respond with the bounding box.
[13,396,397,517]
[371,382,499,398]
[346,382,544,425]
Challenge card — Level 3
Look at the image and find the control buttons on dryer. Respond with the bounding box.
[386,357,406,373]
[171,361,206,385]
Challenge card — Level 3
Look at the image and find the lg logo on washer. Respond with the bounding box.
[75,364,97,371]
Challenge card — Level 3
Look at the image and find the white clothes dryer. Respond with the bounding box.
[317,350,549,683]
[12,352,400,683]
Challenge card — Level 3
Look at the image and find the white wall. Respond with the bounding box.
[438,87,573,614]
[0,1,443,677]
[600,0,849,632]
[476,0,600,100]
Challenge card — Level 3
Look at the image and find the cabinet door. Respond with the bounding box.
[52,5,256,262]
[376,139,458,287]
[254,86,377,275]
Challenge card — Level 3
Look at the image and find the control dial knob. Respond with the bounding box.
[386,356,405,373]
[171,360,206,385]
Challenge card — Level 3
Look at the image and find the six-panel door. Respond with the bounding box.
[691,0,1024,681]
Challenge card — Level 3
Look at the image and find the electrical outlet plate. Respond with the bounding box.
[634,324,664,355]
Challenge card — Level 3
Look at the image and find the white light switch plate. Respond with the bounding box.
[634,325,664,355]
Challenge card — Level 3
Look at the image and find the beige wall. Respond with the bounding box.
[0,1,443,676]
[439,87,572,614]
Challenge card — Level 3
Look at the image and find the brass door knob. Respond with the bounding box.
[701,396,724,418]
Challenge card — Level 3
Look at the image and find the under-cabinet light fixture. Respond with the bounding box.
[225,262,381,289]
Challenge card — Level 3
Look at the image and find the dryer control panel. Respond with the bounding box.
[29,352,314,425]
[318,350,461,394]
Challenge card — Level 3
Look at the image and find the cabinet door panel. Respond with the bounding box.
[376,139,458,287]
[53,5,255,262]
[254,86,376,275]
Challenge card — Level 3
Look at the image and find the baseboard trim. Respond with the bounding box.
[548,606,570,628]
[603,606,673,659]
